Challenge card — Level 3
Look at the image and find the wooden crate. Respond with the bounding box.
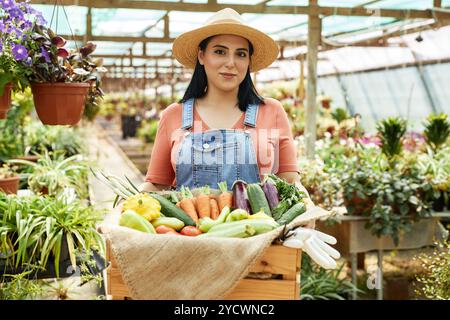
[106,241,302,300]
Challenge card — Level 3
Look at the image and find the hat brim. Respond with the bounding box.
[172,23,279,73]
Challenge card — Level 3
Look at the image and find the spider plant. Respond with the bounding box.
[0,193,104,278]
[7,150,89,197]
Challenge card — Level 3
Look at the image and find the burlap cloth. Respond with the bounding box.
[100,206,330,300]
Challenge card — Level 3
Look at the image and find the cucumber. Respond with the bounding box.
[276,202,306,225]
[151,217,185,231]
[198,224,256,238]
[208,218,279,235]
[225,209,249,222]
[147,193,196,226]
[246,183,272,217]
[198,207,231,232]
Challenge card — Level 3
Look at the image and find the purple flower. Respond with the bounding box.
[12,43,28,60]
[0,21,5,32]
[0,0,15,10]
[0,42,3,53]
[20,20,32,31]
[9,7,24,20]
[41,46,51,63]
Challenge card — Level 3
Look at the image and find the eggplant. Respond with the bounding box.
[232,180,252,214]
[262,180,279,210]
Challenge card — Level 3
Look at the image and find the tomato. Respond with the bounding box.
[180,226,202,236]
[155,225,180,235]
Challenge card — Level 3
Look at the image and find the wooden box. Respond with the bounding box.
[106,241,302,300]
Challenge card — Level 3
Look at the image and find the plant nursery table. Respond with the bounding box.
[317,212,450,300]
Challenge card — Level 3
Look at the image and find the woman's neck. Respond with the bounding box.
[200,86,239,110]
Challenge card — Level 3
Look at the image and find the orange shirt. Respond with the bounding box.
[145,98,299,187]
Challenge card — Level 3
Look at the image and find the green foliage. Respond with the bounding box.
[8,150,90,198]
[414,241,450,300]
[423,113,450,153]
[331,107,350,124]
[376,117,407,159]
[137,119,159,144]
[0,193,105,278]
[0,272,45,300]
[300,253,362,300]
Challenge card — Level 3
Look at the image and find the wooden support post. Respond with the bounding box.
[305,0,321,159]
[86,4,92,42]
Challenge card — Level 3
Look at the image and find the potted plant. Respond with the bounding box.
[423,113,450,154]
[8,150,89,198]
[0,0,43,118]
[0,163,19,194]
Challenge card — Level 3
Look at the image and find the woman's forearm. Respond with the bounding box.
[139,181,170,192]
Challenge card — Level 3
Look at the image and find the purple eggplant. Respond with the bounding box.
[262,180,279,210]
[232,180,252,214]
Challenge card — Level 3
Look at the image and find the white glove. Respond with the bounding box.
[283,227,341,269]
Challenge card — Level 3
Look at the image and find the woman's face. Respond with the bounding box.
[198,34,250,93]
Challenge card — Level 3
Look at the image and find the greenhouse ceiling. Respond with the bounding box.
[27,0,450,79]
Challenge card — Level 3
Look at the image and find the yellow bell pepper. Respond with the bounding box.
[122,193,161,221]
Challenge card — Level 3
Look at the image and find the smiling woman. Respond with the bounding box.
[140,8,312,205]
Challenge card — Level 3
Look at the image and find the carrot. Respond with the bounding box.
[217,181,233,211]
[210,198,219,220]
[196,186,211,219]
[176,202,181,208]
[179,186,199,224]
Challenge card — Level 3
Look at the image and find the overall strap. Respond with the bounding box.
[181,98,195,130]
[244,103,259,128]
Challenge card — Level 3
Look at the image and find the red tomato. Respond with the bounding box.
[180,226,202,236]
[155,225,180,235]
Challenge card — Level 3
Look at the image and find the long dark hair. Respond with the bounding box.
[180,36,265,112]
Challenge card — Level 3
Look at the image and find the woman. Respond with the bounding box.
[140,8,313,208]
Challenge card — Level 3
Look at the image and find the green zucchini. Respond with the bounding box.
[208,218,279,235]
[246,183,272,217]
[276,202,306,225]
[147,193,196,226]
[198,224,256,238]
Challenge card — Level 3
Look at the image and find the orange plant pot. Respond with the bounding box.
[0,83,13,119]
[31,82,90,125]
[0,176,20,194]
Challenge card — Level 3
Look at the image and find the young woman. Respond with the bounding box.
[140,8,313,208]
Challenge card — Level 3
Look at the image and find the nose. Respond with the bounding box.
[224,54,236,69]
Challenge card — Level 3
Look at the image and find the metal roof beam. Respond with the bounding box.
[29,0,446,19]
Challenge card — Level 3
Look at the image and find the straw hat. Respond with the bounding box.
[172,8,279,73]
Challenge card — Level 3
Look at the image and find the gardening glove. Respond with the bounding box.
[283,227,341,270]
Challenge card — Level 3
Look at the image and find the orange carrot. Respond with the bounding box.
[210,198,219,220]
[180,186,199,224]
[217,181,233,211]
[196,186,211,218]
[176,201,181,208]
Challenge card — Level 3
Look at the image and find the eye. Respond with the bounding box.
[214,49,226,55]
[237,51,247,58]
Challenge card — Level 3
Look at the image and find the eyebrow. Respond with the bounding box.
[212,44,248,52]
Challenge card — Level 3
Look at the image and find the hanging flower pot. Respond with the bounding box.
[31,82,90,125]
[0,176,20,194]
[0,83,13,119]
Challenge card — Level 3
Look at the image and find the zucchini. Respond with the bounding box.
[198,224,256,238]
[276,202,306,225]
[208,218,279,235]
[147,193,196,226]
[246,183,272,217]
[198,207,231,232]
[119,210,156,234]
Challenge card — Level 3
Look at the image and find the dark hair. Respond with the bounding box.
[180,36,265,112]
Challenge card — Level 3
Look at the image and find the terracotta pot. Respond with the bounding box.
[31,82,90,125]
[0,83,13,119]
[0,176,20,194]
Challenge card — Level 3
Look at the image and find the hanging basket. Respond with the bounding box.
[31,82,90,125]
[0,83,13,119]
[0,176,20,194]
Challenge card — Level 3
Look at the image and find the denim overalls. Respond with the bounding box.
[175,98,260,191]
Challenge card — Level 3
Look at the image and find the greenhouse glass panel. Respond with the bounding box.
[317,76,347,110]
[365,0,434,10]
[423,63,450,115]
[31,5,87,35]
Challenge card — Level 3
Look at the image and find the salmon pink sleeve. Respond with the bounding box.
[275,101,300,174]
[144,111,175,185]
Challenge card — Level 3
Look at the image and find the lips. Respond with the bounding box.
[220,72,237,79]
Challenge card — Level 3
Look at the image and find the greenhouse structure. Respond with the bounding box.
[0,0,449,304]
